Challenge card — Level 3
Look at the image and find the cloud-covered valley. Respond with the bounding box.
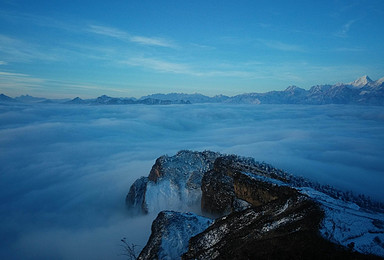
[0,103,383,259]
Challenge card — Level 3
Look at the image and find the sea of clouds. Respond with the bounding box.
[0,102,383,259]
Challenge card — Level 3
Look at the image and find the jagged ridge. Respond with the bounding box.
[2,75,384,105]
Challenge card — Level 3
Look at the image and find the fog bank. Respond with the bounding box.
[0,103,383,259]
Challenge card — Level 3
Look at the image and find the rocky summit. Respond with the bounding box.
[126,151,384,259]
[126,150,220,214]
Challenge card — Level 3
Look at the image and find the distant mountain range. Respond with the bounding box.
[1,75,384,105]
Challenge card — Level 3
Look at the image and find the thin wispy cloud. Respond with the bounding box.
[88,25,129,39]
[259,39,306,52]
[122,57,258,78]
[0,70,133,98]
[120,57,367,85]
[335,19,356,38]
[123,57,193,74]
[0,34,66,63]
[0,70,48,96]
[333,47,365,52]
[130,36,175,48]
[122,57,264,79]
[0,71,45,88]
[47,80,132,96]
[189,43,216,50]
[200,70,256,78]
[0,71,29,77]
[0,10,81,34]
[0,34,35,62]
[88,24,176,48]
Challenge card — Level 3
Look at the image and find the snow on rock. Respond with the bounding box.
[373,77,384,87]
[138,211,212,260]
[184,194,334,259]
[126,150,220,214]
[242,171,384,257]
[349,75,373,88]
[299,187,384,257]
[130,151,384,258]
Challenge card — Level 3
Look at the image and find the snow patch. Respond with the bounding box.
[240,171,384,257]
[261,217,293,233]
[157,211,212,260]
[299,187,384,257]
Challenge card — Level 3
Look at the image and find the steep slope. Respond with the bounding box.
[138,211,212,260]
[65,97,88,104]
[126,150,220,214]
[0,93,15,103]
[349,75,374,88]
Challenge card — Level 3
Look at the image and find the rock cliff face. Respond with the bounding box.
[138,211,212,260]
[126,177,148,214]
[127,151,384,259]
[201,157,299,216]
[126,150,220,214]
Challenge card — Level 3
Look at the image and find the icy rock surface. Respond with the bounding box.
[240,171,384,257]
[138,211,212,260]
[126,150,220,214]
[239,172,384,257]
[300,187,384,257]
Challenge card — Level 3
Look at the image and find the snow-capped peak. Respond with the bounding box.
[373,77,384,87]
[349,75,373,88]
[284,85,305,92]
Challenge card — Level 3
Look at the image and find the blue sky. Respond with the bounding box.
[0,0,383,98]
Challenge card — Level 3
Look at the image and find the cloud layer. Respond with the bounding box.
[0,103,383,259]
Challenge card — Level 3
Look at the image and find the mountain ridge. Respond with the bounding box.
[1,75,384,105]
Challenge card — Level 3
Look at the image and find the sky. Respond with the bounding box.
[0,0,384,98]
[0,103,383,259]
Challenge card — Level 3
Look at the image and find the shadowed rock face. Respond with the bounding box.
[125,177,148,213]
[232,171,296,207]
[201,157,298,217]
[148,157,164,182]
[201,168,234,216]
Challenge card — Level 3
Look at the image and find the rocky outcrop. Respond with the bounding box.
[126,150,220,214]
[200,167,235,216]
[184,195,371,259]
[196,158,382,259]
[201,157,299,216]
[138,211,212,260]
[126,177,148,213]
[127,151,384,259]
